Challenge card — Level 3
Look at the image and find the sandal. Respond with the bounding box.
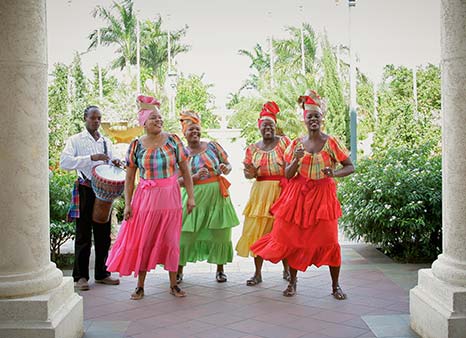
[176,273,183,284]
[170,284,186,297]
[216,271,227,283]
[332,286,347,300]
[283,280,297,297]
[282,270,291,281]
[246,275,262,286]
[130,287,144,300]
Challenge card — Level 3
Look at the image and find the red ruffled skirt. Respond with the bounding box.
[250,175,342,271]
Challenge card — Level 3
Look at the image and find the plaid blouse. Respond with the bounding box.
[243,136,291,177]
[284,136,349,180]
[187,141,229,179]
[126,134,188,179]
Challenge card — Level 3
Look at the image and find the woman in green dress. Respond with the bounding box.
[177,111,239,283]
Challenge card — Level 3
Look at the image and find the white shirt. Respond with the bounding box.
[60,130,114,180]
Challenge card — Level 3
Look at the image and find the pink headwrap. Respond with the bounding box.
[137,95,161,126]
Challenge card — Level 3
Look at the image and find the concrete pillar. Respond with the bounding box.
[410,1,466,337]
[0,1,83,337]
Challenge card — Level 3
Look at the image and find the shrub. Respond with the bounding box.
[113,196,125,223]
[338,144,441,262]
[49,170,76,262]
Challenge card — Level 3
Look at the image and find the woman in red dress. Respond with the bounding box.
[251,90,354,299]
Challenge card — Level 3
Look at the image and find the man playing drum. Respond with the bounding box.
[60,106,121,291]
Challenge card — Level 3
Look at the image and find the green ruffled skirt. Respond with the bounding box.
[179,181,239,266]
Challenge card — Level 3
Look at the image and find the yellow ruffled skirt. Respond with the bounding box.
[236,180,282,257]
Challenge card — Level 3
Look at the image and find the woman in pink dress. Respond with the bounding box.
[106,95,195,300]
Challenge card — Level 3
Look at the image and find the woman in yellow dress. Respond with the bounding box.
[236,101,290,285]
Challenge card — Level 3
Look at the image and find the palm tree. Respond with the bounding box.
[88,0,136,70]
[273,24,317,75]
[140,17,190,95]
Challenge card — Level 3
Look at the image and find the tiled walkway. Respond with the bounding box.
[74,244,427,338]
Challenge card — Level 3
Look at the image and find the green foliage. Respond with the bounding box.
[89,64,118,100]
[338,144,441,262]
[48,63,71,167]
[373,64,441,152]
[230,26,351,146]
[113,197,126,223]
[140,18,190,94]
[49,170,76,261]
[274,24,317,75]
[319,36,349,145]
[175,74,219,129]
[356,71,375,141]
[90,0,137,70]
[228,74,315,145]
[70,54,89,132]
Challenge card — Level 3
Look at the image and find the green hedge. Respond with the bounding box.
[338,144,441,262]
[49,170,76,262]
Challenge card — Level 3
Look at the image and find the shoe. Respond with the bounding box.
[170,285,186,297]
[216,271,227,283]
[283,280,297,297]
[246,275,262,286]
[74,277,89,291]
[332,286,347,300]
[131,287,144,300]
[95,276,120,285]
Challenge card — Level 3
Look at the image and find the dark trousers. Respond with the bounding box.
[73,184,111,282]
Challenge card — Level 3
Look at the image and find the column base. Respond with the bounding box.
[0,277,83,338]
[410,269,466,338]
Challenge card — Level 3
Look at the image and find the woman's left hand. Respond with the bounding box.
[219,163,231,175]
[186,197,196,214]
[322,167,334,177]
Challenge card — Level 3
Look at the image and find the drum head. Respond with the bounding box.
[94,164,126,182]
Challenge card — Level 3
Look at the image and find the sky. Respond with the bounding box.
[47,0,440,109]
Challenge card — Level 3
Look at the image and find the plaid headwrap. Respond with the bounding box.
[180,110,201,134]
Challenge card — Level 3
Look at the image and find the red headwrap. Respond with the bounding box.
[137,95,161,126]
[298,90,322,119]
[258,101,280,128]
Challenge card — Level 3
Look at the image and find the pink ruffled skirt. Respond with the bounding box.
[106,175,182,276]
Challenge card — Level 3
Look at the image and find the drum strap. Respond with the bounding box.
[103,138,108,157]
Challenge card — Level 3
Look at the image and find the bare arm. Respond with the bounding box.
[243,163,257,179]
[178,161,196,214]
[322,157,355,178]
[123,166,137,220]
[285,147,304,179]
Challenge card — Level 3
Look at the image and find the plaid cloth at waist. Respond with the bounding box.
[66,177,91,222]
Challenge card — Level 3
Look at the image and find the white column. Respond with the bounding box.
[0,1,83,337]
[410,1,466,337]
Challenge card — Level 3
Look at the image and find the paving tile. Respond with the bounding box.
[197,312,245,326]
[74,245,427,338]
[282,317,344,333]
[314,325,369,338]
[362,314,419,337]
[194,326,249,338]
[251,311,303,325]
